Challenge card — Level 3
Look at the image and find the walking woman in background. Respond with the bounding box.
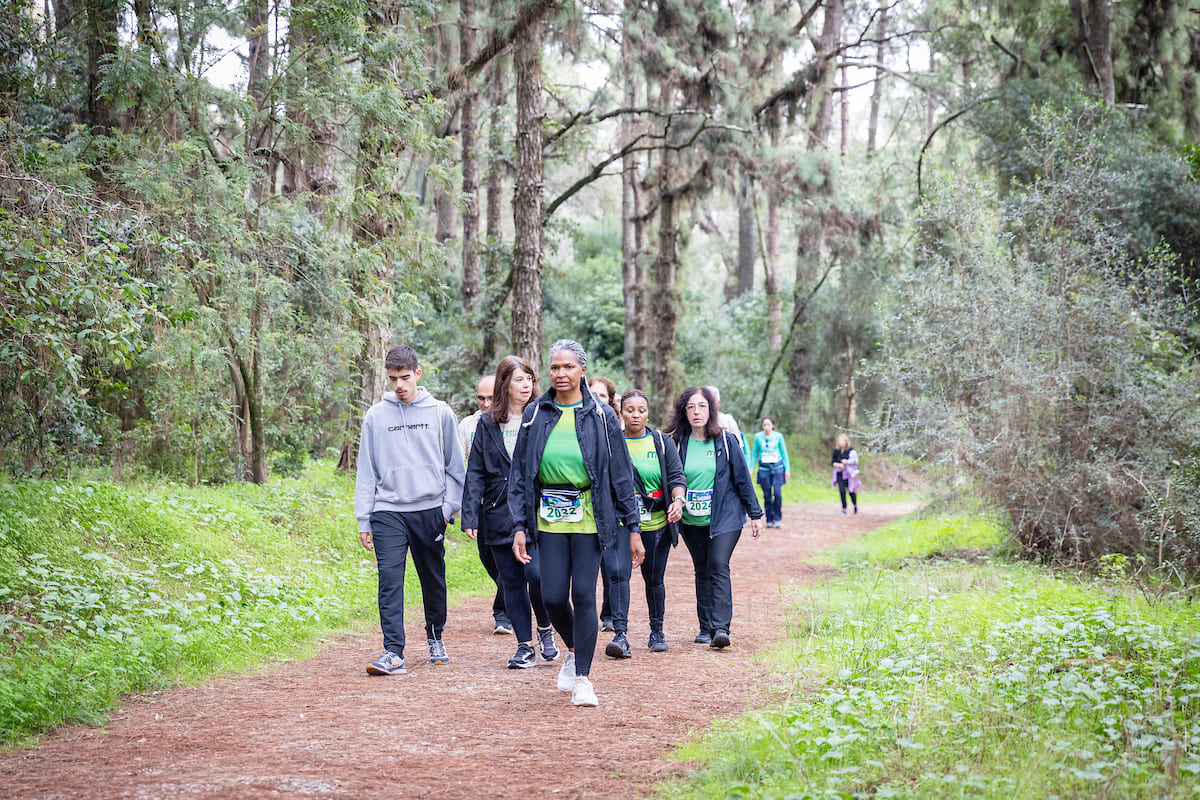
[462,356,559,670]
[831,433,860,514]
[750,416,790,528]
[509,340,642,707]
[619,389,685,653]
[666,387,763,650]
[588,374,621,633]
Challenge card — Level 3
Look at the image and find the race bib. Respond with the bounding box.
[685,489,713,518]
[636,495,651,523]
[539,489,583,523]
[761,451,781,464]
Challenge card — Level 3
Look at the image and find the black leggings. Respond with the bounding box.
[638,527,673,633]
[490,543,551,643]
[538,531,603,677]
[836,475,858,510]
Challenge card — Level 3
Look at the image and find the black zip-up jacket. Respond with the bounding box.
[508,389,642,549]
[674,430,763,537]
[461,415,518,546]
[625,428,687,544]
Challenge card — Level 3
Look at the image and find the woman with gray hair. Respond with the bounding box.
[508,340,642,707]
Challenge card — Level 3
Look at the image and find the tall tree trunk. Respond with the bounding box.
[734,169,755,298]
[435,24,459,247]
[866,4,887,158]
[83,0,119,133]
[842,331,856,427]
[764,181,782,349]
[481,42,508,362]
[246,0,273,202]
[808,0,843,145]
[511,14,545,366]
[650,126,680,421]
[460,0,481,315]
[839,30,849,157]
[787,216,824,429]
[1069,0,1115,104]
[621,2,648,390]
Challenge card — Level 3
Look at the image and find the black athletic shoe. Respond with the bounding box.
[605,632,632,659]
[537,626,559,661]
[648,631,668,652]
[710,630,731,649]
[507,642,537,669]
[493,614,514,635]
[694,631,712,645]
[600,617,615,633]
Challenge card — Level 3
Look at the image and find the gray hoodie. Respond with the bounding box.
[355,387,466,529]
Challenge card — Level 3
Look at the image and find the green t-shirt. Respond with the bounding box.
[536,403,595,533]
[626,433,666,532]
[682,436,716,526]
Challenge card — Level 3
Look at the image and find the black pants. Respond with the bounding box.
[601,524,632,633]
[476,525,507,620]
[836,474,858,510]
[370,508,447,655]
[638,526,673,634]
[490,542,551,642]
[539,531,603,677]
[679,522,741,636]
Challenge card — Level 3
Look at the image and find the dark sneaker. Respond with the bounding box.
[600,617,615,633]
[694,631,712,645]
[537,626,559,661]
[428,638,450,665]
[710,630,731,649]
[605,632,632,659]
[507,642,537,669]
[648,631,668,653]
[493,615,514,635]
[366,650,406,675]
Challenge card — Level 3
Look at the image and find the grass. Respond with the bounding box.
[662,510,1200,800]
[0,460,493,746]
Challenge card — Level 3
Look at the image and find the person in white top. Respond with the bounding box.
[707,386,748,463]
[458,375,495,462]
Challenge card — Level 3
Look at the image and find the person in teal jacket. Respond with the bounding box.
[750,416,790,528]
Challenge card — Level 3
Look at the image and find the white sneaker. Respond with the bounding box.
[556,651,576,692]
[572,676,599,707]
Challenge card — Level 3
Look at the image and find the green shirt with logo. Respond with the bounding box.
[536,403,595,533]
[682,436,716,526]
[626,433,666,532]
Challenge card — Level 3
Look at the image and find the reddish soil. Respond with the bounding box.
[1,502,916,800]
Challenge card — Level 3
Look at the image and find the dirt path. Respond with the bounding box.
[1,502,916,800]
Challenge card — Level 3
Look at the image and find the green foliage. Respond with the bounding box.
[870,101,1200,573]
[667,515,1200,800]
[0,462,491,744]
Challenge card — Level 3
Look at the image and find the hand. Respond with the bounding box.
[784,470,791,483]
[359,530,373,550]
[464,528,477,540]
[513,530,531,564]
[750,519,762,539]
[666,497,684,524]
[630,533,646,569]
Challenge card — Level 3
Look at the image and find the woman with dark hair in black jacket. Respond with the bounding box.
[508,340,642,708]
[462,356,558,670]
[664,386,763,650]
[617,389,686,654]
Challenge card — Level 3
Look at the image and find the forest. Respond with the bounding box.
[2,0,1200,573]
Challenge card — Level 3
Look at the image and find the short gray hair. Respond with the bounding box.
[548,339,587,367]
[706,385,721,403]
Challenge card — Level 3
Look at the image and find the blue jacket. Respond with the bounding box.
[508,389,642,550]
[674,429,763,537]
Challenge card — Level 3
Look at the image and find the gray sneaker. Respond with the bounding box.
[537,626,559,661]
[508,642,537,669]
[428,638,450,665]
[648,631,668,652]
[366,650,406,675]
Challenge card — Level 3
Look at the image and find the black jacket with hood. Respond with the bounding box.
[461,413,519,546]
[625,428,687,544]
[508,387,642,550]
[673,429,763,538]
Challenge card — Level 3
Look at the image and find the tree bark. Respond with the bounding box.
[83,0,120,133]
[734,169,755,298]
[764,180,782,349]
[246,0,273,202]
[1068,0,1115,104]
[808,0,843,145]
[460,0,480,313]
[511,13,545,367]
[649,106,680,421]
[481,38,508,362]
[866,4,887,158]
[620,4,648,390]
[435,23,459,246]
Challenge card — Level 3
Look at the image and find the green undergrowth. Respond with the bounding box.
[665,511,1200,799]
[0,461,492,746]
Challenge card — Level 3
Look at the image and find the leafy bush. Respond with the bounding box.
[870,101,1200,573]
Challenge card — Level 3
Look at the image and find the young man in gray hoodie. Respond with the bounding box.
[357,345,466,675]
